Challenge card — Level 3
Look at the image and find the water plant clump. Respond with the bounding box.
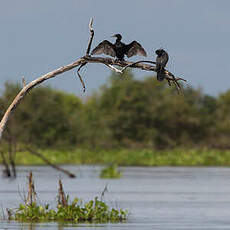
[12,197,127,223]
[100,164,122,179]
[8,172,127,223]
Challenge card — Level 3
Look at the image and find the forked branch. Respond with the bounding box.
[120,60,186,94]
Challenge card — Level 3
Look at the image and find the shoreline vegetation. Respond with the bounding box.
[2,77,230,169]
[5,148,230,166]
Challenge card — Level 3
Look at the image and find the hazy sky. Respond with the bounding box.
[0,0,230,98]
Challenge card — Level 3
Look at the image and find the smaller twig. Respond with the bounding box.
[28,171,32,205]
[6,208,12,220]
[121,60,156,73]
[105,64,123,74]
[174,77,187,82]
[165,70,187,82]
[173,81,181,94]
[74,18,94,92]
[169,75,181,94]
[165,71,185,94]
[86,18,94,56]
[32,181,37,204]
[0,151,11,177]
[58,179,67,207]
[76,63,87,93]
[167,76,181,94]
[22,76,26,88]
[167,79,171,87]
[100,183,108,201]
[26,171,36,206]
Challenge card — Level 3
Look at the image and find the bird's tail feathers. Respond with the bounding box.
[157,68,165,81]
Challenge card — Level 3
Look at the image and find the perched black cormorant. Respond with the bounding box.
[155,49,169,81]
[91,34,147,61]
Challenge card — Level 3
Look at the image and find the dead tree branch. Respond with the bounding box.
[0,57,172,141]
[76,18,95,92]
[76,63,87,92]
[86,18,94,56]
[105,64,123,73]
[0,151,11,177]
[0,18,187,142]
[120,60,156,72]
[58,179,67,207]
[0,57,85,141]
[120,60,186,94]
[25,148,76,178]
[26,171,37,206]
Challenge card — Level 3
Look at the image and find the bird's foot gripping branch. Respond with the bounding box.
[0,18,186,142]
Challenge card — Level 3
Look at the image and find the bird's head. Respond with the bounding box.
[111,33,122,41]
[155,49,164,56]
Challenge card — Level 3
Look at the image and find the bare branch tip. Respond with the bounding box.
[89,18,93,30]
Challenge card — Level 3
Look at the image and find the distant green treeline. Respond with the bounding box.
[0,71,230,151]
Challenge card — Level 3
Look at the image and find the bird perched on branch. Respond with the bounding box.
[91,34,147,61]
[155,49,169,81]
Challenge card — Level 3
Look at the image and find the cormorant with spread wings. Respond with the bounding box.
[91,34,147,61]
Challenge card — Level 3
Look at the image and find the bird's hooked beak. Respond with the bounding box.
[111,34,122,40]
[111,35,116,38]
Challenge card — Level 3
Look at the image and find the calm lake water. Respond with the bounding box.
[1,166,230,230]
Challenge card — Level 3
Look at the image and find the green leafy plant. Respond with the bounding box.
[8,172,127,223]
[100,164,122,179]
[12,197,127,223]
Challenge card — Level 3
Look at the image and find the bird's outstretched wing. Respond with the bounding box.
[125,41,147,58]
[91,40,116,57]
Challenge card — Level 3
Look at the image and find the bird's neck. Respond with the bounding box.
[116,38,121,43]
